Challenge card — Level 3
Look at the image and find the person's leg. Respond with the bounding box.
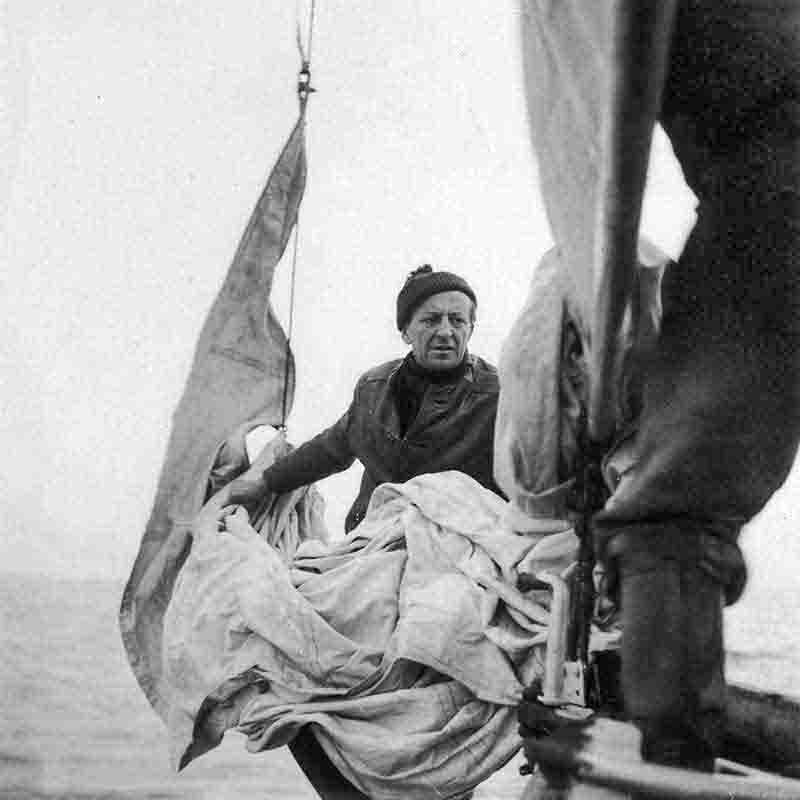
[609,533,726,769]
[596,0,800,767]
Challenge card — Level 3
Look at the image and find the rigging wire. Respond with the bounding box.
[295,0,317,67]
[279,0,317,430]
[279,211,302,430]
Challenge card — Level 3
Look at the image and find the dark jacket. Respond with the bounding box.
[263,354,502,531]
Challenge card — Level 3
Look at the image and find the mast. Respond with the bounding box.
[588,0,677,445]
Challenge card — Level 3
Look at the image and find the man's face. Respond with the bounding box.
[402,290,474,371]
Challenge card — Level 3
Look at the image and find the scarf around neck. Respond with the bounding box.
[392,354,469,435]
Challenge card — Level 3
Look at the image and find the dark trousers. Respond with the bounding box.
[595,0,800,766]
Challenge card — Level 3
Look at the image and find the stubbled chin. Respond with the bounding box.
[426,352,459,368]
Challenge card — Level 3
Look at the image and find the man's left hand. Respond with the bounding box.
[218,476,269,507]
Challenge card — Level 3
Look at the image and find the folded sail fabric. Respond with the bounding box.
[163,469,583,800]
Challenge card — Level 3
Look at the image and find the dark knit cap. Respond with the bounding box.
[396,265,477,330]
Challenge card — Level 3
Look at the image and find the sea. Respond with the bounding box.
[1,541,798,800]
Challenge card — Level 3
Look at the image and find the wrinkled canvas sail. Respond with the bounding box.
[120,111,307,719]
[162,471,587,798]
[518,0,675,442]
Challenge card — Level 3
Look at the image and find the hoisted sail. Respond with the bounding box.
[119,110,307,719]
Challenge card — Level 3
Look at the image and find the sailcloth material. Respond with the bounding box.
[119,112,308,719]
[498,2,692,514]
[165,467,581,800]
[518,0,612,332]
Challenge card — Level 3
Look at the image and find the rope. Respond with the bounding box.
[279,214,301,429]
[306,0,317,65]
[295,0,317,64]
[279,0,317,430]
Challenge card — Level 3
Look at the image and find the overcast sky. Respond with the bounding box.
[2,1,799,595]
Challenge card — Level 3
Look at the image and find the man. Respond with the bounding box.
[222,264,502,530]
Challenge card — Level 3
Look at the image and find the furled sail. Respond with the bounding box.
[119,109,307,719]
[518,0,676,443]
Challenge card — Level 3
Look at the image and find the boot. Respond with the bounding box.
[617,548,727,771]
